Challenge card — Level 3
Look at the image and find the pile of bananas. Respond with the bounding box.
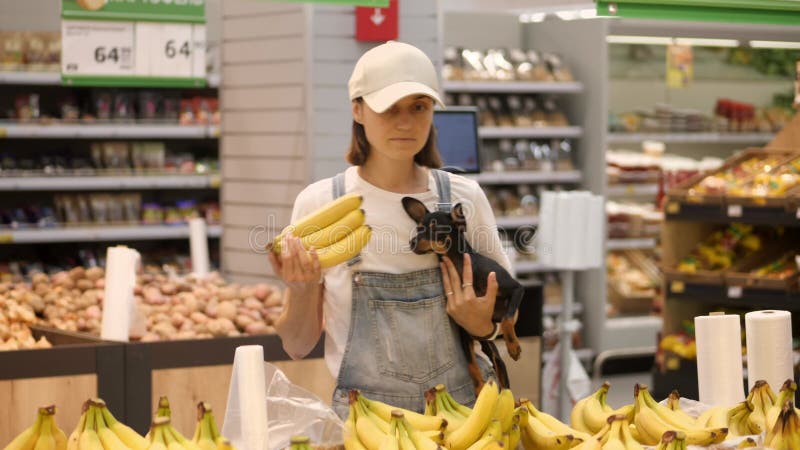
[146,397,231,450]
[269,193,371,269]
[3,406,68,450]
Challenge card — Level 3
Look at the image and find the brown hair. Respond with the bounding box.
[346,99,443,168]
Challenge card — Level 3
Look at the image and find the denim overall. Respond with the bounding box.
[329,169,491,418]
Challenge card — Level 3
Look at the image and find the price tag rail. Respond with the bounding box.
[666,278,800,312]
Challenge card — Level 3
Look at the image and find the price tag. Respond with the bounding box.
[727,204,743,217]
[727,286,743,298]
[209,174,221,189]
[670,280,685,294]
[62,20,135,76]
[137,22,194,78]
[0,128,6,138]
[0,234,13,243]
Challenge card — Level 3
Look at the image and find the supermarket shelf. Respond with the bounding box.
[606,315,663,331]
[0,71,60,85]
[666,280,800,312]
[606,132,775,144]
[514,260,551,274]
[0,122,219,139]
[479,126,583,139]
[664,201,800,226]
[442,80,584,94]
[495,215,539,228]
[606,183,659,197]
[607,237,658,251]
[0,71,222,88]
[0,174,221,191]
[472,170,582,185]
[0,224,222,244]
[543,302,584,316]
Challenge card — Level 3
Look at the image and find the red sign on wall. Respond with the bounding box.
[355,0,398,42]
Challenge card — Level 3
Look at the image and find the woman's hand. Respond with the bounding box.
[267,234,322,295]
[440,254,497,338]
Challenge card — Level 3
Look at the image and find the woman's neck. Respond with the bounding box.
[358,159,428,194]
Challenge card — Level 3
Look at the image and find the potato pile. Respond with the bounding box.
[0,266,284,350]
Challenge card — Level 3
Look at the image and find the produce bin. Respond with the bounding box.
[0,326,125,445]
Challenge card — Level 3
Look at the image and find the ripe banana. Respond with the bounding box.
[506,424,520,450]
[665,391,681,412]
[377,414,399,450]
[444,380,500,450]
[570,395,592,434]
[77,407,102,450]
[97,401,149,450]
[215,438,234,450]
[517,406,574,450]
[520,398,593,443]
[148,419,169,450]
[571,437,602,450]
[633,384,727,446]
[67,404,89,450]
[601,417,626,450]
[747,380,775,433]
[638,385,698,431]
[442,391,473,419]
[4,409,45,450]
[727,400,760,436]
[316,225,372,269]
[270,193,363,252]
[695,405,728,429]
[356,415,387,450]
[400,417,439,450]
[617,416,644,450]
[736,437,757,448]
[491,389,515,432]
[767,380,798,431]
[193,403,221,450]
[765,401,800,450]
[156,397,171,418]
[479,420,502,442]
[578,382,614,434]
[300,209,366,251]
[34,414,56,450]
[95,407,130,450]
[654,430,685,450]
[432,389,465,431]
[360,392,446,432]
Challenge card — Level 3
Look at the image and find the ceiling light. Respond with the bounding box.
[606,35,673,45]
[750,40,800,49]
[674,38,739,47]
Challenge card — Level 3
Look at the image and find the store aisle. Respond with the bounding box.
[592,372,653,409]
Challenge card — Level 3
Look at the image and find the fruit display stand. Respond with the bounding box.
[123,333,326,435]
[0,326,125,445]
[655,120,800,397]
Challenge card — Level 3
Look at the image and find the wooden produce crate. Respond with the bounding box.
[0,326,124,445]
[123,333,327,435]
[667,148,798,206]
[725,151,800,208]
[726,248,800,291]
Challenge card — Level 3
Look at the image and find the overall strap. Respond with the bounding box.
[432,169,452,213]
[332,171,347,199]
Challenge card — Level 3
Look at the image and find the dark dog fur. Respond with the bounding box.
[401,197,524,394]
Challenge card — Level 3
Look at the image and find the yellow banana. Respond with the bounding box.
[462,436,492,450]
[299,209,366,252]
[601,417,626,450]
[442,391,473,418]
[270,193,363,252]
[356,399,391,434]
[377,414,399,450]
[617,417,643,450]
[491,390,515,432]
[766,401,800,450]
[156,397,171,418]
[396,422,416,450]
[433,391,465,431]
[727,401,760,436]
[627,425,643,444]
[665,391,681,412]
[193,403,218,450]
[570,396,592,434]
[34,415,56,450]
[356,416,386,450]
[747,380,774,433]
[578,383,614,434]
[444,380,499,450]
[214,438,234,450]
[611,405,633,423]
[400,417,439,450]
[736,437,757,448]
[95,408,130,450]
[316,225,371,268]
[481,440,503,450]
[479,420,502,442]
[507,424,520,450]
[638,386,698,430]
[78,408,102,450]
[4,409,45,450]
[99,402,149,450]
[696,405,728,429]
[517,407,574,450]
[572,437,602,450]
[654,431,681,450]
[361,392,446,432]
[520,399,593,443]
[67,404,89,450]
[167,424,202,450]
[148,421,169,450]
[767,380,798,431]
[634,385,727,446]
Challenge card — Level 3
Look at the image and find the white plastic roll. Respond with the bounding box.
[234,345,268,450]
[567,192,588,270]
[101,246,139,342]
[695,312,745,406]
[585,195,604,269]
[536,192,557,267]
[554,192,572,268]
[746,310,793,392]
[189,217,210,276]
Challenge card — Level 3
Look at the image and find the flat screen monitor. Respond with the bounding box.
[433,107,481,174]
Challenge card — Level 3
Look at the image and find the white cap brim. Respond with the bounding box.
[362,81,445,113]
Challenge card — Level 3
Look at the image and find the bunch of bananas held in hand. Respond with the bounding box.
[765,401,800,449]
[3,405,68,450]
[653,431,686,450]
[632,384,727,446]
[268,193,371,268]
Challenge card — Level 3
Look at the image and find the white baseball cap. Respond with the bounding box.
[348,41,444,113]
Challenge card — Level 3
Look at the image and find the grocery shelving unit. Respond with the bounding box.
[607,237,658,251]
[0,224,223,244]
[606,132,776,145]
[478,126,583,139]
[0,174,221,191]
[0,123,218,139]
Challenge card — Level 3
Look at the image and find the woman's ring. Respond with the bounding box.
[446,291,454,295]
[462,282,473,288]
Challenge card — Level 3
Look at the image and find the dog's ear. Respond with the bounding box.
[401,197,429,224]
[451,203,467,231]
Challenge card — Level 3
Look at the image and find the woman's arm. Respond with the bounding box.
[270,235,325,359]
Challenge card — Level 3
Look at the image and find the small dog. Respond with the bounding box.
[402,197,524,394]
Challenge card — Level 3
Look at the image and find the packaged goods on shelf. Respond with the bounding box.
[483,138,574,172]
[606,201,662,238]
[484,185,539,219]
[447,92,570,128]
[607,250,660,315]
[443,46,574,82]
[606,149,723,189]
[0,31,60,72]
[726,250,800,291]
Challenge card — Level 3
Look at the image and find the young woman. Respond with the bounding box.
[268,41,512,418]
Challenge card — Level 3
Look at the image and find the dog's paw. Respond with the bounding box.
[506,340,521,360]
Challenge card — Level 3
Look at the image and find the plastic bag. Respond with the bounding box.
[541,343,591,417]
[222,361,344,450]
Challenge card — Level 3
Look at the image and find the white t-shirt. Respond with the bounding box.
[289,165,513,378]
